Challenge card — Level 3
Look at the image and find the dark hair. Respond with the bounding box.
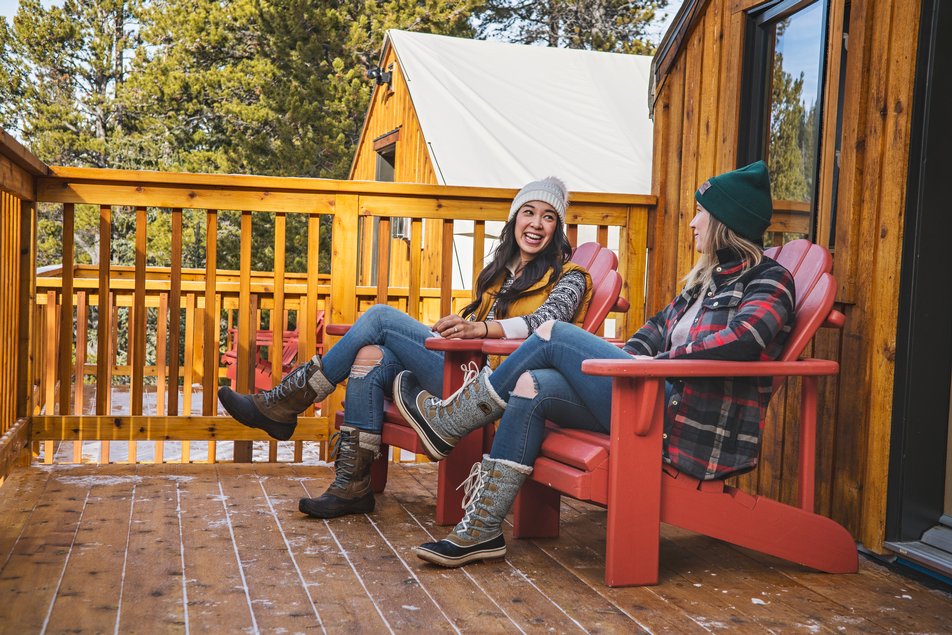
[460,216,573,319]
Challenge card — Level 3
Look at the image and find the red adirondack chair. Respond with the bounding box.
[505,239,858,586]
[327,242,628,524]
[221,312,325,392]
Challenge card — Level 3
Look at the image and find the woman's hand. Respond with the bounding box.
[433,314,487,339]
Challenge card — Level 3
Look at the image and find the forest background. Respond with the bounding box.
[0,0,669,375]
[0,0,670,272]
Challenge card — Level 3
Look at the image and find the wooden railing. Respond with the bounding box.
[1,160,654,467]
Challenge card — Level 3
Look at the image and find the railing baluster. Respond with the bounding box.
[440,221,453,317]
[96,205,111,416]
[167,208,183,417]
[408,218,422,320]
[471,220,485,290]
[73,292,87,417]
[43,290,56,463]
[376,217,391,305]
[58,203,74,417]
[203,209,219,418]
[235,209,254,463]
[132,206,147,416]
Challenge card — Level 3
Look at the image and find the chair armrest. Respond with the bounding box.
[581,358,839,379]
[423,338,488,353]
[481,339,526,355]
[613,297,630,313]
[325,324,351,336]
[823,309,845,329]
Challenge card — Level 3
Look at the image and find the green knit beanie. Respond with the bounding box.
[694,161,773,242]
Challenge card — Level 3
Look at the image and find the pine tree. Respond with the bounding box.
[476,0,667,54]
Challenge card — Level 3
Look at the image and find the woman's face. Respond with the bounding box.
[513,201,559,260]
[690,204,712,253]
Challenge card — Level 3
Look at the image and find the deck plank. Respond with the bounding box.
[216,463,324,632]
[255,464,391,633]
[290,464,461,632]
[393,463,644,633]
[115,465,188,632]
[177,463,258,633]
[44,467,137,633]
[0,462,951,633]
[0,467,89,631]
[0,466,51,567]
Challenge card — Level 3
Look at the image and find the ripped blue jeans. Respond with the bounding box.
[486,321,634,466]
[319,304,444,434]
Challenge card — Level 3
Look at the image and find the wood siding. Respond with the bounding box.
[350,43,443,289]
[651,0,921,551]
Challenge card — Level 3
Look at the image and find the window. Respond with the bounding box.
[740,0,829,245]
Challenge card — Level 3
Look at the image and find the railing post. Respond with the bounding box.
[324,194,360,458]
[16,200,35,423]
[621,205,649,337]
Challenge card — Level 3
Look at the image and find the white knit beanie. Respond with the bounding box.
[508,177,569,223]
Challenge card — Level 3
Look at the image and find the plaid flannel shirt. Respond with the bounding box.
[623,249,796,480]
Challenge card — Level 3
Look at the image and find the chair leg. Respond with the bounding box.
[604,376,665,587]
[512,479,561,538]
[435,429,483,525]
[370,444,389,494]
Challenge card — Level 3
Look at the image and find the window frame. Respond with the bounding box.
[738,0,831,242]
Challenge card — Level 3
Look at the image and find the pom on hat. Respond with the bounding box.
[694,161,773,242]
[509,177,569,223]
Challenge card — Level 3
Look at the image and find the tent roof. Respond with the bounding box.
[383,30,653,194]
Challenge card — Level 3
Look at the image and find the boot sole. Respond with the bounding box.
[392,372,453,461]
[298,494,375,518]
[217,387,296,441]
[414,543,507,568]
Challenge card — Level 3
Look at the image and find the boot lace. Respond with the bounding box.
[455,460,488,533]
[422,361,481,411]
[260,359,313,407]
[329,429,357,490]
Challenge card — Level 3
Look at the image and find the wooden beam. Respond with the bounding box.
[0,418,30,481]
[30,415,331,442]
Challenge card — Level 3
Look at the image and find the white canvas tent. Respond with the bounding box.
[385,30,654,194]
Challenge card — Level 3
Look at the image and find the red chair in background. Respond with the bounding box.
[221,312,325,392]
[507,239,858,586]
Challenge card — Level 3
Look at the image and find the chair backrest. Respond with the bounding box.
[763,240,838,388]
[764,239,833,313]
[570,242,624,333]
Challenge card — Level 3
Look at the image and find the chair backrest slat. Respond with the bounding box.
[570,242,624,333]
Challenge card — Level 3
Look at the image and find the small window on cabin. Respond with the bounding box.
[739,0,828,247]
[374,143,410,241]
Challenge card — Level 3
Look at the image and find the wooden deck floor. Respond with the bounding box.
[1,463,949,634]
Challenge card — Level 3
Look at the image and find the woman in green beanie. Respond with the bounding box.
[393,161,799,568]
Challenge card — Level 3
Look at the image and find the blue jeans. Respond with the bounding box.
[487,321,633,466]
[321,304,444,434]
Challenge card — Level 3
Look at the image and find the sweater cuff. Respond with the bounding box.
[497,317,529,339]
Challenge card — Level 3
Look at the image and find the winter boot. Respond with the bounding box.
[218,355,334,441]
[415,455,531,567]
[393,363,506,460]
[299,426,381,518]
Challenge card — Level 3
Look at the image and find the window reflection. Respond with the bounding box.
[766,2,824,224]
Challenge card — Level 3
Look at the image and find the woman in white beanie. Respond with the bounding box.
[218,176,593,519]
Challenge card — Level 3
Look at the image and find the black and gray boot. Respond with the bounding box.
[415,455,531,567]
[218,355,335,441]
[393,364,506,460]
[299,426,381,518]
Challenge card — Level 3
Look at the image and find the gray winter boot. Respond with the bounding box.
[393,363,506,460]
[218,355,335,441]
[299,426,381,518]
[415,455,531,567]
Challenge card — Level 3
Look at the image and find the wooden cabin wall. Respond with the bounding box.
[650,0,921,551]
[349,45,443,291]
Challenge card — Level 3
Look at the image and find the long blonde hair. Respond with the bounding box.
[683,217,764,291]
